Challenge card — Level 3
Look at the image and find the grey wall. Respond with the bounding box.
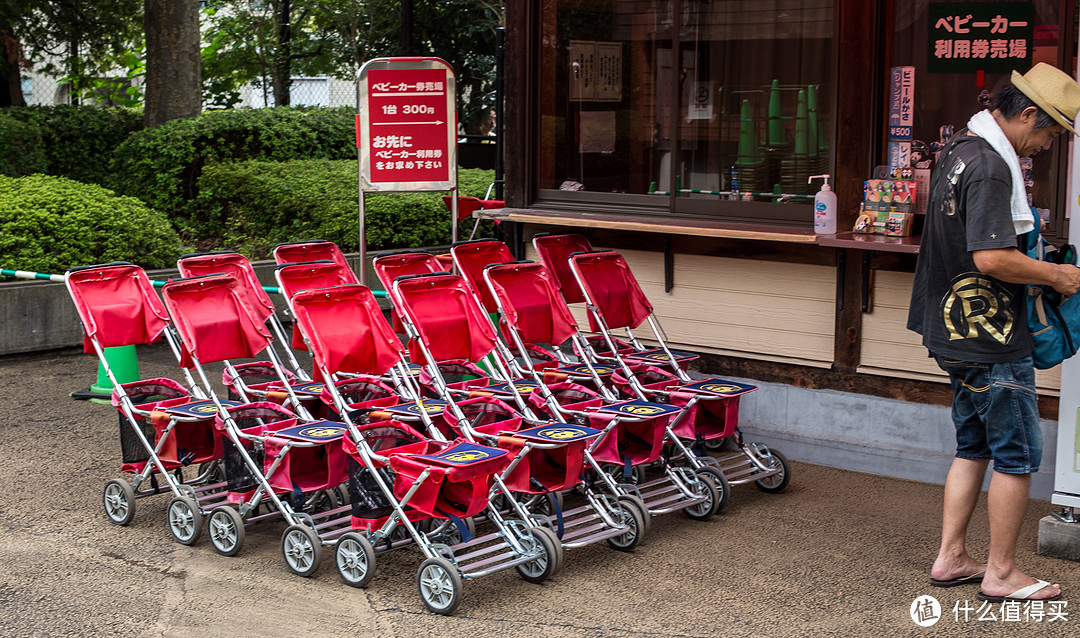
[735,377,1059,500]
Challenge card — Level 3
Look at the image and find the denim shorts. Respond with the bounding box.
[933,354,1041,474]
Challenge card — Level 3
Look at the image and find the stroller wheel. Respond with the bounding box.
[516,526,560,584]
[600,463,642,486]
[196,461,225,485]
[696,467,730,513]
[682,472,720,521]
[167,496,204,545]
[102,479,136,526]
[755,450,791,493]
[208,506,245,557]
[335,532,376,588]
[606,496,646,552]
[417,556,462,615]
[431,517,477,547]
[303,488,340,515]
[618,494,651,537]
[281,524,322,577]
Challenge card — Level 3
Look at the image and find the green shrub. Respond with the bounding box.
[1,106,143,185]
[194,161,496,258]
[110,107,356,230]
[0,113,47,177]
[0,174,183,273]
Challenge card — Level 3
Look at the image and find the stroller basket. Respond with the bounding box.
[341,420,437,524]
[112,378,190,468]
[216,403,295,497]
[388,440,510,520]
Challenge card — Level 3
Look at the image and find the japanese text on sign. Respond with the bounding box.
[927,3,1033,74]
[361,67,453,186]
[889,66,914,140]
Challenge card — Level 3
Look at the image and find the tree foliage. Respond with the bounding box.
[13,0,144,105]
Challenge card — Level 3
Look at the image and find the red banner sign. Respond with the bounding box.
[357,63,454,188]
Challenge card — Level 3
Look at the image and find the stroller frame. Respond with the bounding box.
[476,261,723,520]
[391,269,695,530]
[161,272,359,573]
[567,249,790,492]
[287,282,560,614]
[66,263,232,542]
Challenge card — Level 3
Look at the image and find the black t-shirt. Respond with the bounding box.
[907,130,1032,362]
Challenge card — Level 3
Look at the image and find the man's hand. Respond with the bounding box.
[1051,263,1080,296]
[973,247,1080,294]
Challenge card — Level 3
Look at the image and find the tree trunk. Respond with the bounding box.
[144,0,201,127]
[272,0,291,107]
[0,29,26,107]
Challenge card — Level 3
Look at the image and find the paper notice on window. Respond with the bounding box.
[578,111,616,153]
[569,41,595,101]
[595,42,622,102]
[687,81,713,120]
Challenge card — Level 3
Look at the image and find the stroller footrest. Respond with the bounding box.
[560,522,631,549]
[636,475,707,514]
[457,547,541,579]
[714,451,781,485]
[311,509,354,531]
[194,489,230,508]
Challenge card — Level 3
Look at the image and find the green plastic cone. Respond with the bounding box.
[768,79,785,147]
[794,90,808,156]
[737,99,759,165]
[80,345,140,399]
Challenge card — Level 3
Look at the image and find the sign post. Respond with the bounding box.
[1052,42,1080,519]
[357,57,457,283]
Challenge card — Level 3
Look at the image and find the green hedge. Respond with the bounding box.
[111,107,357,231]
[194,161,496,258]
[0,174,183,273]
[0,113,47,177]
[1,106,143,185]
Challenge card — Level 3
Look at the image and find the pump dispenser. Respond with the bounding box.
[808,174,836,234]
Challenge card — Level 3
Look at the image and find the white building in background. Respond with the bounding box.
[243,75,355,109]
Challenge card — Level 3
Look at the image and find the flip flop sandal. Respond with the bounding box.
[931,570,985,587]
[977,579,1063,602]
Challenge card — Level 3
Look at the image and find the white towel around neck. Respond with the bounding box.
[966,109,1034,236]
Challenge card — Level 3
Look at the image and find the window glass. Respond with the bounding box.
[537,0,836,219]
[891,0,1070,234]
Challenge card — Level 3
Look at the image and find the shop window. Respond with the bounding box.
[891,0,1074,238]
[536,0,837,224]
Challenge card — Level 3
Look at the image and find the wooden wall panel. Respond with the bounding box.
[527,246,836,365]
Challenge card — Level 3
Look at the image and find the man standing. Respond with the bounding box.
[908,63,1080,602]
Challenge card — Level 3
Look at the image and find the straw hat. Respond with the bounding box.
[1011,62,1080,135]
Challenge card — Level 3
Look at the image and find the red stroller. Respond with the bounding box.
[288,282,560,614]
[568,249,790,494]
[391,270,712,529]
[161,272,354,572]
[176,251,325,413]
[479,260,727,519]
[66,263,234,543]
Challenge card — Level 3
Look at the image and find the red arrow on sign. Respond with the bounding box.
[975,70,985,88]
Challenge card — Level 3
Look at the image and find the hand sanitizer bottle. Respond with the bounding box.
[808,174,837,234]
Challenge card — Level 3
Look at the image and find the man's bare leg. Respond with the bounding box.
[931,457,989,582]
[979,471,1061,599]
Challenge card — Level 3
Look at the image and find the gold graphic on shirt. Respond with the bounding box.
[942,275,1014,345]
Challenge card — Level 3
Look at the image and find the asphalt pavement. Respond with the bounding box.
[0,343,1075,637]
